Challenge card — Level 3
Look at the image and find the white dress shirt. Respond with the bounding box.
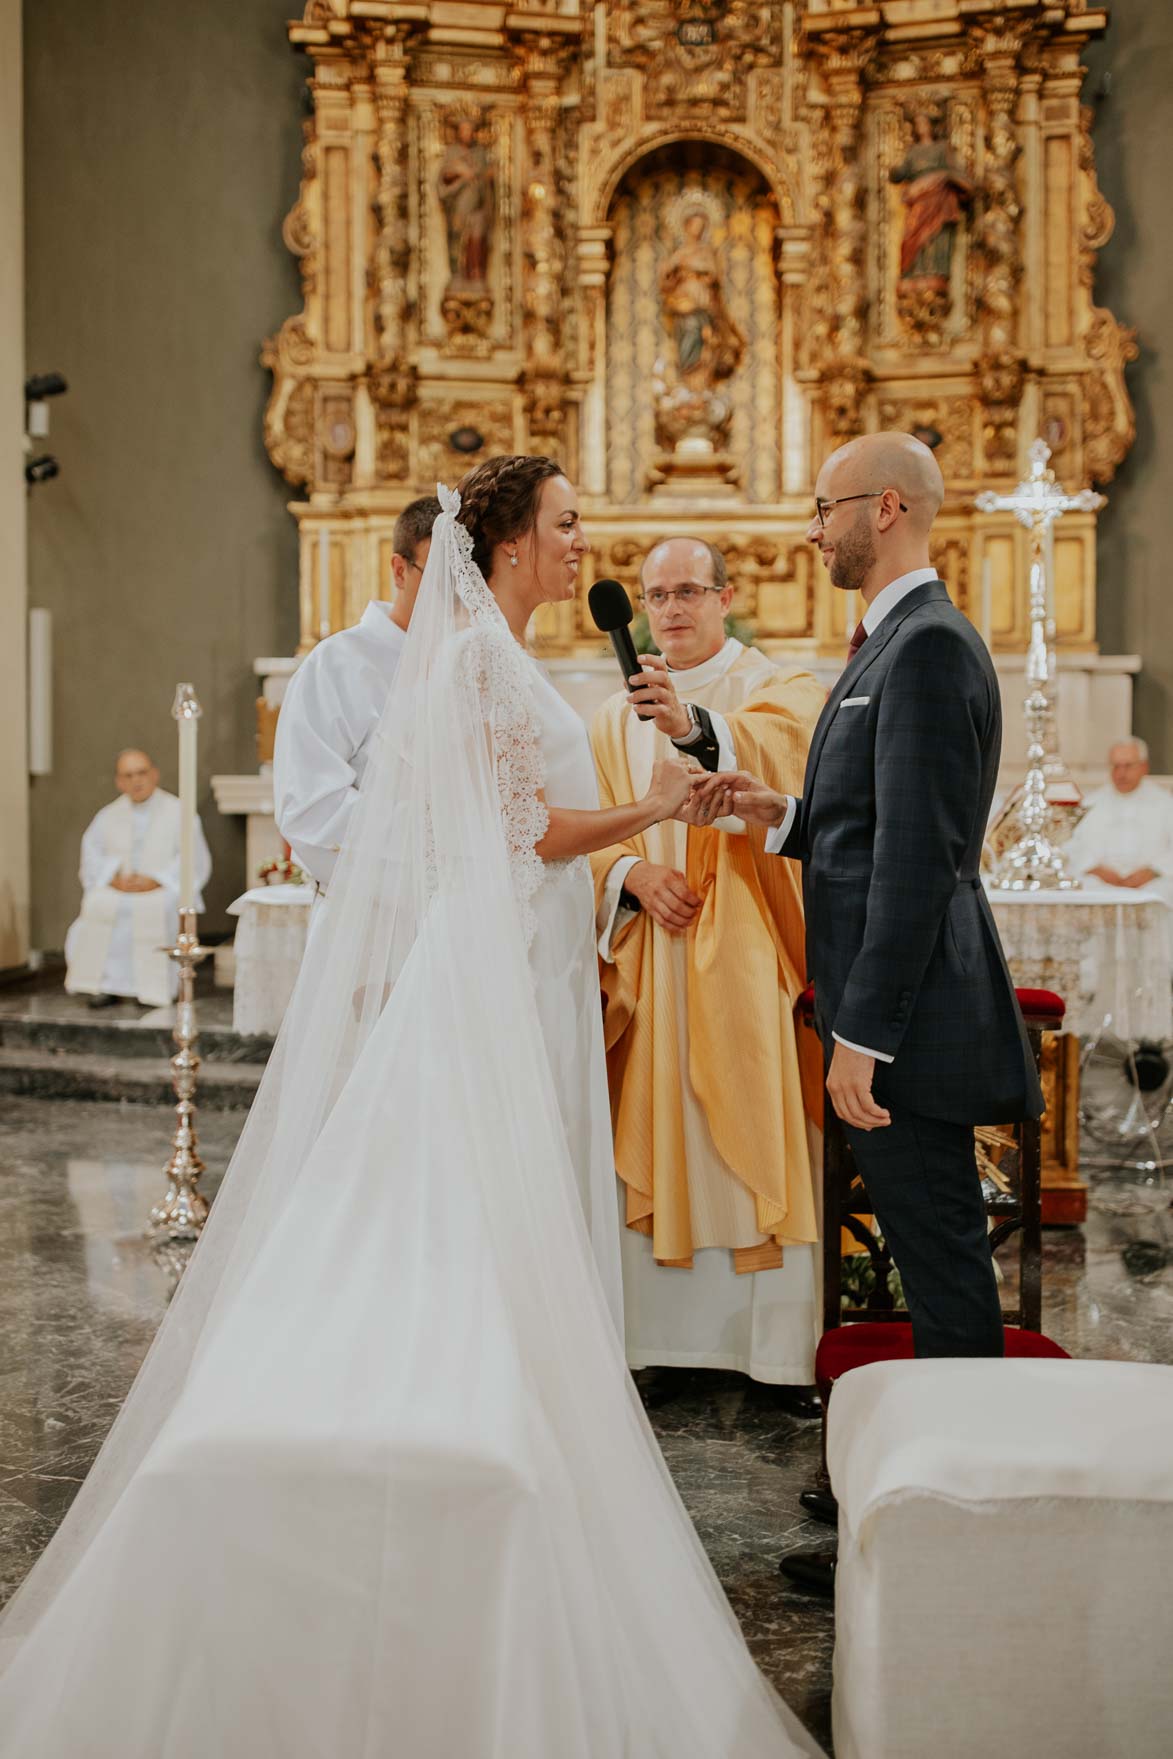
[764,566,940,1064]
[274,602,407,890]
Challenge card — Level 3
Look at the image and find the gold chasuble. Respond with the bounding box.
[591,641,824,1345]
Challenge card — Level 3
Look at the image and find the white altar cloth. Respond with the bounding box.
[226,885,315,1035]
[988,883,1173,1041]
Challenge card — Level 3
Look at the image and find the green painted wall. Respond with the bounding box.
[1085,0,1173,767]
[24,0,305,944]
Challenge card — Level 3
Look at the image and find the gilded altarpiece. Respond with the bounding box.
[264,0,1135,659]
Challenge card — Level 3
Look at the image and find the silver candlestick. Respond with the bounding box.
[149,907,211,1239]
[976,440,1105,890]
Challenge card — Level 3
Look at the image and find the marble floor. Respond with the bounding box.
[1,1095,1172,1753]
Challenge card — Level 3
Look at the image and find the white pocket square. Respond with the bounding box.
[839,695,870,708]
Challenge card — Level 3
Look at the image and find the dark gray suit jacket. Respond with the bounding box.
[777,579,1043,1126]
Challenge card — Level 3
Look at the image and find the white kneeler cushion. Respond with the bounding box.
[828,1357,1173,1759]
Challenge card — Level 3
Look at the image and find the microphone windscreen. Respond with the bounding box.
[588,578,634,634]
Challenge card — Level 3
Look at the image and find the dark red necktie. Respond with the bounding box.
[847,620,868,661]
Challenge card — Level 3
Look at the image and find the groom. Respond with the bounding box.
[691,431,1042,1363]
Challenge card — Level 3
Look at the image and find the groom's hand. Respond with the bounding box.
[826,1042,891,1131]
[688,770,790,828]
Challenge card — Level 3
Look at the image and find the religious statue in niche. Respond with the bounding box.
[652,200,746,463]
[438,108,496,350]
[889,107,975,347]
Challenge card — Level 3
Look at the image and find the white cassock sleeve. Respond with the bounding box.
[273,655,371,891]
[79,811,121,891]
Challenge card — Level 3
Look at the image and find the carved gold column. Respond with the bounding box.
[1076,102,1138,487]
[803,25,880,441]
[974,24,1028,472]
[576,227,611,497]
[369,32,415,483]
[518,33,570,454]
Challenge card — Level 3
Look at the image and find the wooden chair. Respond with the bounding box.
[798,985,1071,1412]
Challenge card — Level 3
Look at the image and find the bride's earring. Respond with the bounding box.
[509,552,519,567]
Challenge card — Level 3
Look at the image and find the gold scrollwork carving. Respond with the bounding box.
[416,400,514,491]
[610,1,781,122]
[878,397,975,484]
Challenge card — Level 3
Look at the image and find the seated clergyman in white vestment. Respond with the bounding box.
[64,748,212,1009]
[273,496,439,892]
[590,539,825,1396]
[1065,738,1173,909]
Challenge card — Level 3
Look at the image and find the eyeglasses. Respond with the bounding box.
[637,585,722,610]
[814,491,908,529]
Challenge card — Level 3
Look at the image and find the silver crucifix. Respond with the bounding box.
[977,440,1105,890]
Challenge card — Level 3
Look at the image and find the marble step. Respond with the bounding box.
[0,1046,265,1109]
[0,1013,273,1065]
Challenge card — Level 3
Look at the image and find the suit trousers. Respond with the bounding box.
[842,1109,1004,1358]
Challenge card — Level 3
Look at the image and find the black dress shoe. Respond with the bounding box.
[773,1384,823,1420]
[633,1367,691,1410]
[86,993,123,1010]
[779,1550,837,1597]
[799,1488,839,1528]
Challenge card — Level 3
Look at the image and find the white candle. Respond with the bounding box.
[318,527,331,637]
[844,589,857,644]
[172,683,202,913]
[980,557,993,650]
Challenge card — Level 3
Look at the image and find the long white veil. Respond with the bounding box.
[0,489,819,1757]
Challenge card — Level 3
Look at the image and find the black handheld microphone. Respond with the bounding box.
[588,578,656,720]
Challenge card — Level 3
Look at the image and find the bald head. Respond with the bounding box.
[809,430,944,601]
[821,432,944,531]
[640,536,733,668]
[115,748,159,805]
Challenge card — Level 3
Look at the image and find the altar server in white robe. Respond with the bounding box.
[1065,738,1173,908]
[64,749,211,1008]
[590,538,825,1400]
[274,496,440,893]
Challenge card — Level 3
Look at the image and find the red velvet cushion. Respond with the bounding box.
[797,983,1066,1028]
[1014,987,1066,1025]
[815,1321,1070,1402]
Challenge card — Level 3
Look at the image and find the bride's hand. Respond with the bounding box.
[646,757,694,822]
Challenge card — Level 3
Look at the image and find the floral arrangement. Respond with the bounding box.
[258,841,308,888]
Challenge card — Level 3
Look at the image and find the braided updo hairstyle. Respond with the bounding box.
[457,454,564,581]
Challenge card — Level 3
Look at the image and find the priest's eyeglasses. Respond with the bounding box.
[814,491,908,529]
[638,585,723,610]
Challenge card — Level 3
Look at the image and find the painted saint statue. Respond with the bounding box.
[888,111,975,291]
[658,207,746,392]
[437,116,495,289]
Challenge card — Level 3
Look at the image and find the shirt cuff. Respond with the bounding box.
[763,796,798,856]
[597,854,640,962]
[671,720,704,747]
[832,1031,895,1066]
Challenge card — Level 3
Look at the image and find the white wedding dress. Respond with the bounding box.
[0,492,818,1758]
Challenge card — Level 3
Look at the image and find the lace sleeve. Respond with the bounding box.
[452,625,549,947]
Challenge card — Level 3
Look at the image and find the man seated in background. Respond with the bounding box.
[1065,738,1173,907]
[274,495,440,894]
[64,748,211,1009]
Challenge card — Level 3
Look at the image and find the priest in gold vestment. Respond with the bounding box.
[590,539,825,1387]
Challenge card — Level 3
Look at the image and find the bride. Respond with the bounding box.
[0,457,819,1757]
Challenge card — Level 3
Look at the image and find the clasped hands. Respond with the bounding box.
[1086,863,1159,891]
[110,872,162,893]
